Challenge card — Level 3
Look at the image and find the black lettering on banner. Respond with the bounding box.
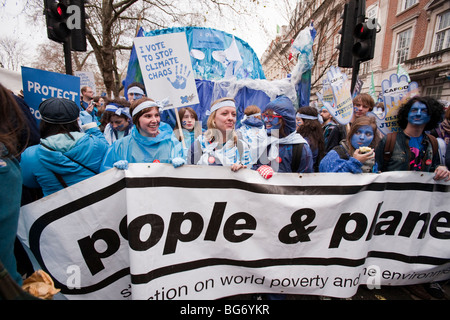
[278,208,317,244]
[164,212,204,254]
[329,212,368,248]
[399,211,430,239]
[78,229,121,275]
[223,212,257,242]
[429,211,450,239]
[128,214,164,251]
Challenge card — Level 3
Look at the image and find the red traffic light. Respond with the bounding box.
[353,22,371,39]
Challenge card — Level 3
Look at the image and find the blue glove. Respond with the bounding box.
[113,160,129,170]
[79,110,95,125]
[172,157,186,168]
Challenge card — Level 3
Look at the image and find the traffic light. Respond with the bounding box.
[352,19,376,62]
[44,0,71,43]
[69,0,88,52]
[336,0,357,68]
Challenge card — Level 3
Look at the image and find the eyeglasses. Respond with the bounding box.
[262,113,282,122]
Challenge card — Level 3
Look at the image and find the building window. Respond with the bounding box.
[396,28,412,64]
[402,0,417,11]
[425,86,442,99]
[434,11,450,52]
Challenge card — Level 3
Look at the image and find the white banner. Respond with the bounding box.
[18,164,450,300]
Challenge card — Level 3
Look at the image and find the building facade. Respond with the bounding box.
[261,0,450,106]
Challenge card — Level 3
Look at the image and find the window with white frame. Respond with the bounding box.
[396,28,412,64]
[434,11,450,52]
[402,0,417,12]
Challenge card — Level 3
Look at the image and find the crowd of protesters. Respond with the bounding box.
[1,80,449,300]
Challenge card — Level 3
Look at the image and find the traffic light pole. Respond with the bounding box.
[351,59,360,94]
[63,40,73,75]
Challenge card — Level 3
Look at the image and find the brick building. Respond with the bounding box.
[261,0,450,106]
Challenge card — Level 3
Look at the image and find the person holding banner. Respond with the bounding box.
[319,116,380,173]
[20,98,109,197]
[188,97,251,172]
[101,97,185,171]
[253,95,313,174]
[375,96,450,181]
[375,96,450,299]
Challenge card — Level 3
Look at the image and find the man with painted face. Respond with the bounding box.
[319,116,380,173]
[375,96,449,300]
[375,96,450,181]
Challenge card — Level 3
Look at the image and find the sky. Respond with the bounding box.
[0,0,291,65]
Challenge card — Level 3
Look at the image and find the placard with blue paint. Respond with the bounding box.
[133,32,199,109]
[21,66,81,124]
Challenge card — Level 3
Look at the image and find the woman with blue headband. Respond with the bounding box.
[102,99,133,145]
[100,97,185,171]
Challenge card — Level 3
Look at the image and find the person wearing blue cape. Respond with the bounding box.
[101,98,185,171]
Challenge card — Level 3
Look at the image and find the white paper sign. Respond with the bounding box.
[133,32,199,109]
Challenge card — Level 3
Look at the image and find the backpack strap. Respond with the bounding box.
[383,132,397,168]
[425,133,438,156]
[291,143,304,172]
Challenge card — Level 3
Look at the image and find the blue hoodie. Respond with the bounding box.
[20,127,109,197]
[255,96,313,173]
[101,122,184,172]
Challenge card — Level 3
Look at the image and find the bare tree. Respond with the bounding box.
[0,36,30,71]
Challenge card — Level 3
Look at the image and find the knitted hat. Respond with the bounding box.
[39,98,80,124]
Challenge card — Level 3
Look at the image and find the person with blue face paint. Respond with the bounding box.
[254,96,313,174]
[102,99,133,145]
[375,96,449,181]
[319,116,380,173]
[375,96,450,300]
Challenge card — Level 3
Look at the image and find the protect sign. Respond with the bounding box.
[21,66,81,125]
[18,164,450,300]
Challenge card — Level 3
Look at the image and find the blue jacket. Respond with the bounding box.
[20,127,109,197]
[0,157,23,285]
[101,122,184,172]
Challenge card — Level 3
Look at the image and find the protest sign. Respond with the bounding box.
[21,66,81,124]
[375,73,419,136]
[133,32,199,109]
[74,71,96,95]
[317,66,353,125]
[18,164,450,300]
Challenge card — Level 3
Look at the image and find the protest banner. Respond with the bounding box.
[18,164,450,300]
[133,32,199,109]
[21,66,81,124]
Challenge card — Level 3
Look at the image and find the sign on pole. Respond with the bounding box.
[133,32,199,109]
